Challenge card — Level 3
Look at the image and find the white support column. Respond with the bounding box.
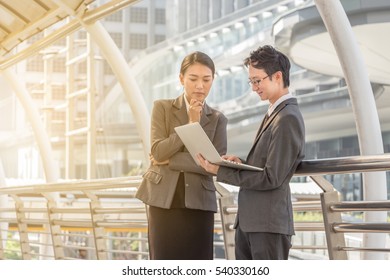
[84,22,150,161]
[2,69,59,259]
[2,69,59,183]
[65,33,76,179]
[86,33,97,179]
[53,0,150,165]
[314,0,387,260]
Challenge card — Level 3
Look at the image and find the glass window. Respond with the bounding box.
[52,85,65,100]
[198,0,209,25]
[78,31,87,39]
[155,35,166,43]
[155,8,165,24]
[223,0,234,15]
[130,7,148,23]
[53,57,66,73]
[110,33,123,48]
[106,10,123,22]
[236,0,249,9]
[26,55,44,72]
[129,34,147,49]
[212,0,222,20]
[77,61,87,74]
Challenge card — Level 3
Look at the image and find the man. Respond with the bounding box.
[197,45,305,260]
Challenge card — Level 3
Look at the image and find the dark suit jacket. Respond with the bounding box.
[136,94,227,212]
[217,98,305,235]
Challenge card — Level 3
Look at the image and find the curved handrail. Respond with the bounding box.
[295,153,390,176]
[1,153,390,260]
[0,176,142,195]
[1,154,389,195]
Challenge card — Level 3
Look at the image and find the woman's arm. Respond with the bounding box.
[169,112,228,175]
[150,100,183,162]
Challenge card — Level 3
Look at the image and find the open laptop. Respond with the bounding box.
[175,122,263,171]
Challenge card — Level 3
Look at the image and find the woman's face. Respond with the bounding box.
[180,63,214,103]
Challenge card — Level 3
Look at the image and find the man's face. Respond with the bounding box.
[248,65,280,104]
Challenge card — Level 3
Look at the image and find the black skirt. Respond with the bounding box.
[148,205,214,260]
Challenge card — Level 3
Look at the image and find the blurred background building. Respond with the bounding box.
[0,0,389,202]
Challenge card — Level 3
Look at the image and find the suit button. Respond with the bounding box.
[185,184,189,187]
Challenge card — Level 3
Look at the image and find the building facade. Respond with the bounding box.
[0,0,389,200]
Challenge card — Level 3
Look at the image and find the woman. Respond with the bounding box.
[136,51,227,260]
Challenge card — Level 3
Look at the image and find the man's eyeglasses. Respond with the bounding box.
[248,74,271,86]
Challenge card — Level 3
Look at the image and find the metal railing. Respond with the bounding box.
[1,154,390,260]
[0,177,227,260]
[299,154,390,259]
[0,177,147,260]
[217,153,390,259]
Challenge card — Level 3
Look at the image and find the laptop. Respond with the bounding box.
[174,122,263,171]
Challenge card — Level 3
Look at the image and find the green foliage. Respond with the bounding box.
[4,232,22,260]
[110,232,147,260]
[294,212,323,222]
[126,165,146,176]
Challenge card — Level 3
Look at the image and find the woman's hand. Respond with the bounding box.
[196,154,219,175]
[188,99,203,123]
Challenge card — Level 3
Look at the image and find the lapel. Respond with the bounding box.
[200,102,211,127]
[254,113,270,140]
[251,98,296,147]
[172,94,188,126]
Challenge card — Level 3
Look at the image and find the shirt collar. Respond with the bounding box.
[268,93,293,116]
[184,94,190,112]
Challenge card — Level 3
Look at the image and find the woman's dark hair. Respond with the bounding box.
[180,51,215,77]
[244,45,290,87]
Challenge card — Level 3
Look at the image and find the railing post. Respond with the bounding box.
[215,182,236,260]
[11,195,31,260]
[45,195,65,259]
[0,220,4,259]
[138,232,145,260]
[311,176,347,259]
[86,192,108,260]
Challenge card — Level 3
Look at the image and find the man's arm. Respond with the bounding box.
[216,112,304,191]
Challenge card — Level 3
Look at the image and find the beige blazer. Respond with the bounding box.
[136,94,227,212]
